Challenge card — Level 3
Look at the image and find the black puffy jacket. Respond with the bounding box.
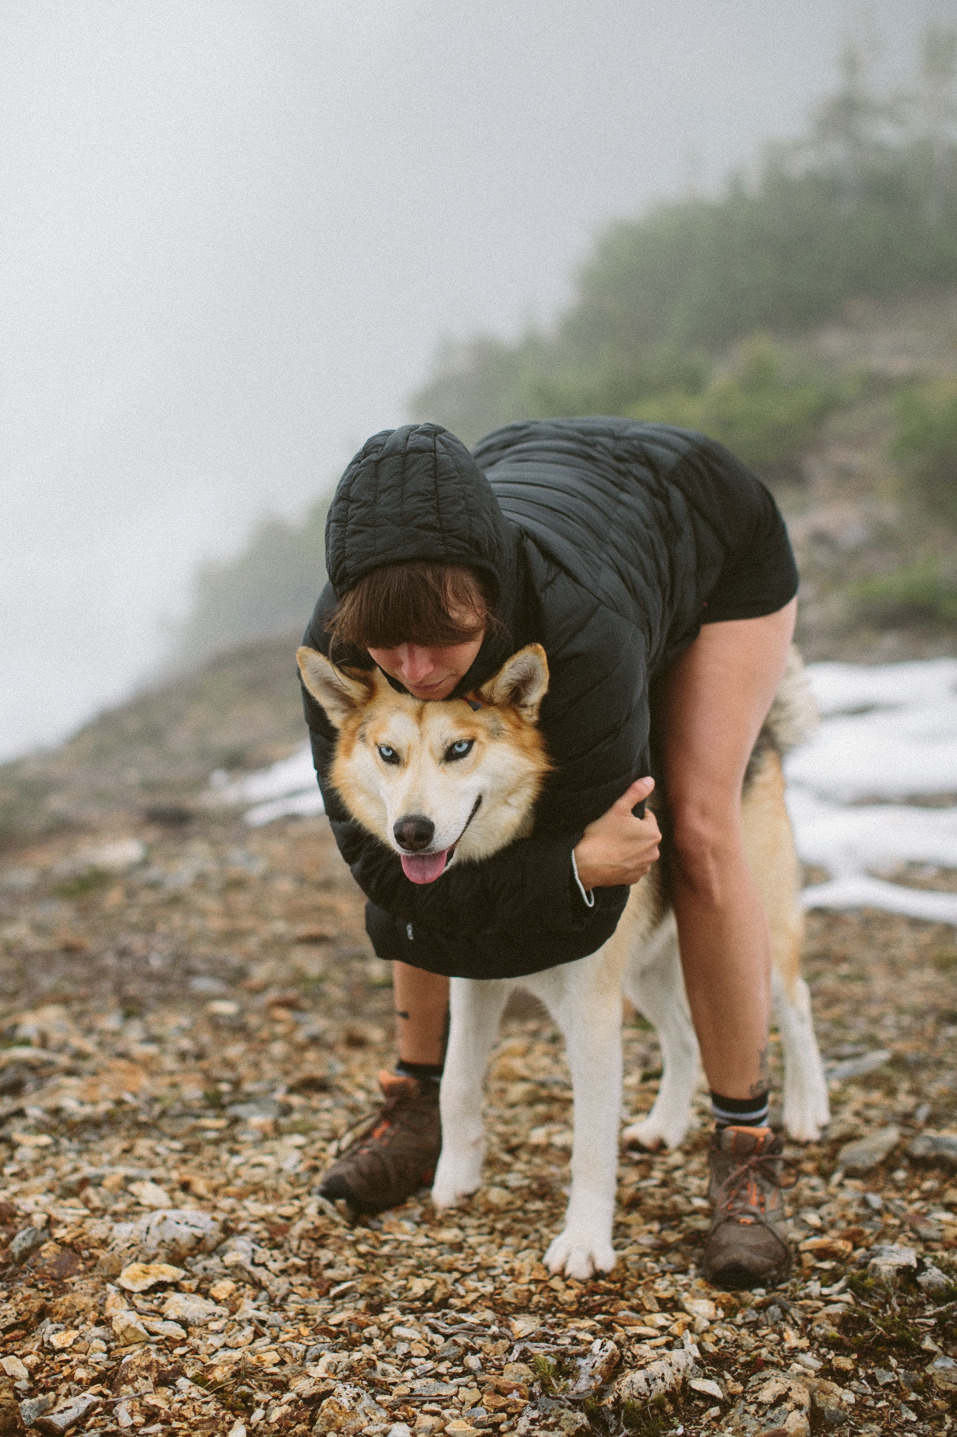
[301,418,797,979]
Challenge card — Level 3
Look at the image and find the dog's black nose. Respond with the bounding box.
[393,815,435,851]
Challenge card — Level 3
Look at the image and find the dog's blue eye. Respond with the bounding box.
[377,745,400,765]
[445,739,474,762]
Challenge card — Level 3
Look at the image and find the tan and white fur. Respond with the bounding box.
[298,643,829,1281]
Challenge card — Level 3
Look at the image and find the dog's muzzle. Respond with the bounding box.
[394,798,482,884]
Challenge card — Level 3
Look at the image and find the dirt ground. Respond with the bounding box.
[1,799,955,1437]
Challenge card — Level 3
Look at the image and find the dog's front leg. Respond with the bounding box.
[540,957,624,1280]
[432,977,510,1209]
[622,918,701,1151]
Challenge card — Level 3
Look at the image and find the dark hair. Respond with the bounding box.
[326,561,495,651]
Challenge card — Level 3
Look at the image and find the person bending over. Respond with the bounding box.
[301,418,798,1290]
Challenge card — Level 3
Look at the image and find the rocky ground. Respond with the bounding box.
[1,780,955,1436]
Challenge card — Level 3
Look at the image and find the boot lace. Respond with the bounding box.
[330,1079,423,1159]
[715,1148,787,1227]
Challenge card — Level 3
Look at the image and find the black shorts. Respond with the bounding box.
[700,493,799,625]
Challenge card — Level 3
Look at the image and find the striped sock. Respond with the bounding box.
[711,1090,770,1130]
[395,1059,443,1084]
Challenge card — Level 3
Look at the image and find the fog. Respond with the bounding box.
[2,0,950,762]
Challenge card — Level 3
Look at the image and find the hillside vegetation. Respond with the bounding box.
[166,25,957,671]
[412,25,957,451]
[410,25,957,644]
[168,496,330,673]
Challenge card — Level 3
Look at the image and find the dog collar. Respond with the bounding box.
[464,696,482,711]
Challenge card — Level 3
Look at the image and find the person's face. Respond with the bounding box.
[367,627,485,701]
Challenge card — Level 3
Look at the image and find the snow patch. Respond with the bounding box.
[209,748,323,827]
[786,659,957,927]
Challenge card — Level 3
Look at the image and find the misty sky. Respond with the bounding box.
[2,0,952,762]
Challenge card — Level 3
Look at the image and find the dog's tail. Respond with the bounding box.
[763,645,818,756]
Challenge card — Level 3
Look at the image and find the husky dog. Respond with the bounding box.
[297,643,829,1280]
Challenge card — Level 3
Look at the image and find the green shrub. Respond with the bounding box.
[849,555,957,624]
[53,866,112,899]
[630,336,841,476]
[168,492,331,667]
[411,331,552,446]
[890,378,957,520]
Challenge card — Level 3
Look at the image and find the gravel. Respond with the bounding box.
[1,805,955,1435]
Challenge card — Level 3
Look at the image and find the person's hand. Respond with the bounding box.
[573,777,660,889]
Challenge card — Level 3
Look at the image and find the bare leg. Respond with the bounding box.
[392,961,450,1066]
[658,600,797,1100]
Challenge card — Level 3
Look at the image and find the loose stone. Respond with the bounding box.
[867,1242,919,1284]
[835,1125,900,1173]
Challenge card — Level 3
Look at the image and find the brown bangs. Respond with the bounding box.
[326,562,493,651]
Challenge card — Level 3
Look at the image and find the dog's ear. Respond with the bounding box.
[480,644,549,722]
[297,647,375,728]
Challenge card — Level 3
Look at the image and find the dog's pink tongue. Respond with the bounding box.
[400,851,450,884]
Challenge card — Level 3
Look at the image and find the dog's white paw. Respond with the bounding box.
[431,1151,483,1210]
[622,1114,687,1152]
[783,1117,821,1143]
[782,1098,829,1144]
[544,1229,617,1281]
[622,1118,664,1151]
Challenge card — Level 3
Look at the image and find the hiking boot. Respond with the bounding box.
[318,1071,441,1216]
[701,1125,791,1290]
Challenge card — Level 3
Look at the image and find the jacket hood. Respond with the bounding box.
[325,423,511,603]
[323,423,522,694]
